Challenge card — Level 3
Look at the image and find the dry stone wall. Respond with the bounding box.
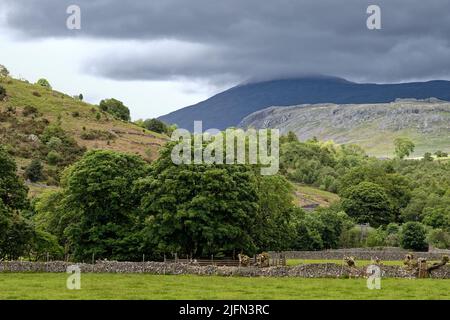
[275,248,447,261]
[1,261,449,278]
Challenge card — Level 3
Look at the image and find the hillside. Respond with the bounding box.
[293,184,340,211]
[159,76,450,131]
[239,99,450,157]
[0,77,168,193]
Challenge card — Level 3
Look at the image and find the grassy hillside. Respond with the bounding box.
[239,99,450,157]
[0,77,168,194]
[293,184,339,209]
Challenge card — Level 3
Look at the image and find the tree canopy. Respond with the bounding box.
[99,98,131,121]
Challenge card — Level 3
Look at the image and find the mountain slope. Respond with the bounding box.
[0,77,168,191]
[159,76,450,131]
[239,99,450,157]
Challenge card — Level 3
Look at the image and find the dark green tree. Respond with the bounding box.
[25,159,43,182]
[99,98,131,121]
[143,118,168,134]
[341,182,393,227]
[0,85,6,100]
[0,148,32,259]
[400,222,428,251]
[136,146,260,257]
[60,150,148,261]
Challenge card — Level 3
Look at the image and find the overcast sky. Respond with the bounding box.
[1,0,450,119]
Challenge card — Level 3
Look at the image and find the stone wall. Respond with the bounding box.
[1,261,449,278]
[275,248,446,261]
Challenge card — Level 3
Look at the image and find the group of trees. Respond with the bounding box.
[30,140,306,261]
[0,147,62,260]
[279,133,450,250]
[1,124,449,261]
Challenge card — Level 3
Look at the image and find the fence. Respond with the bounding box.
[164,253,286,267]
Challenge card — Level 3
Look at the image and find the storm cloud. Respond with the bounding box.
[4,0,450,84]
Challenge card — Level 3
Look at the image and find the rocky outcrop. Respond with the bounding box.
[239,99,450,156]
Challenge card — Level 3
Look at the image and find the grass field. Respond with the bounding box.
[293,184,340,208]
[0,274,449,300]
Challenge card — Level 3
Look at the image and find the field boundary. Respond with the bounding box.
[1,261,449,279]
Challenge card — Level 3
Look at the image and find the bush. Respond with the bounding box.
[400,222,428,251]
[142,118,168,134]
[80,129,115,141]
[23,105,38,117]
[0,85,6,100]
[46,151,61,165]
[99,98,130,121]
[36,78,51,89]
[434,150,449,158]
[0,64,9,77]
[25,159,43,182]
[427,229,450,249]
[46,136,62,150]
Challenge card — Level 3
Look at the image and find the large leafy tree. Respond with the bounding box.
[0,147,29,211]
[59,150,148,261]
[341,181,393,227]
[143,118,168,134]
[99,98,131,121]
[394,137,415,159]
[137,145,259,257]
[137,140,299,257]
[0,147,32,259]
[400,222,428,251]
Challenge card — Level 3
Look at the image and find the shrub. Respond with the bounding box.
[25,159,43,182]
[143,118,168,134]
[423,152,434,162]
[80,129,115,141]
[99,98,131,121]
[46,151,61,165]
[36,78,51,89]
[46,136,62,150]
[434,150,449,158]
[427,229,450,249]
[23,105,38,117]
[0,85,6,100]
[400,222,428,251]
[0,64,9,77]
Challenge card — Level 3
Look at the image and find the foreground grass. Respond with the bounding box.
[0,274,449,300]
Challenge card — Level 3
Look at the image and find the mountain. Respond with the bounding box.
[159,76,450,131]
[238,99,450,157]
[0,77,167,195]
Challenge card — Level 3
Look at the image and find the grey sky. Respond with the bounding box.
[1,0,450,119]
